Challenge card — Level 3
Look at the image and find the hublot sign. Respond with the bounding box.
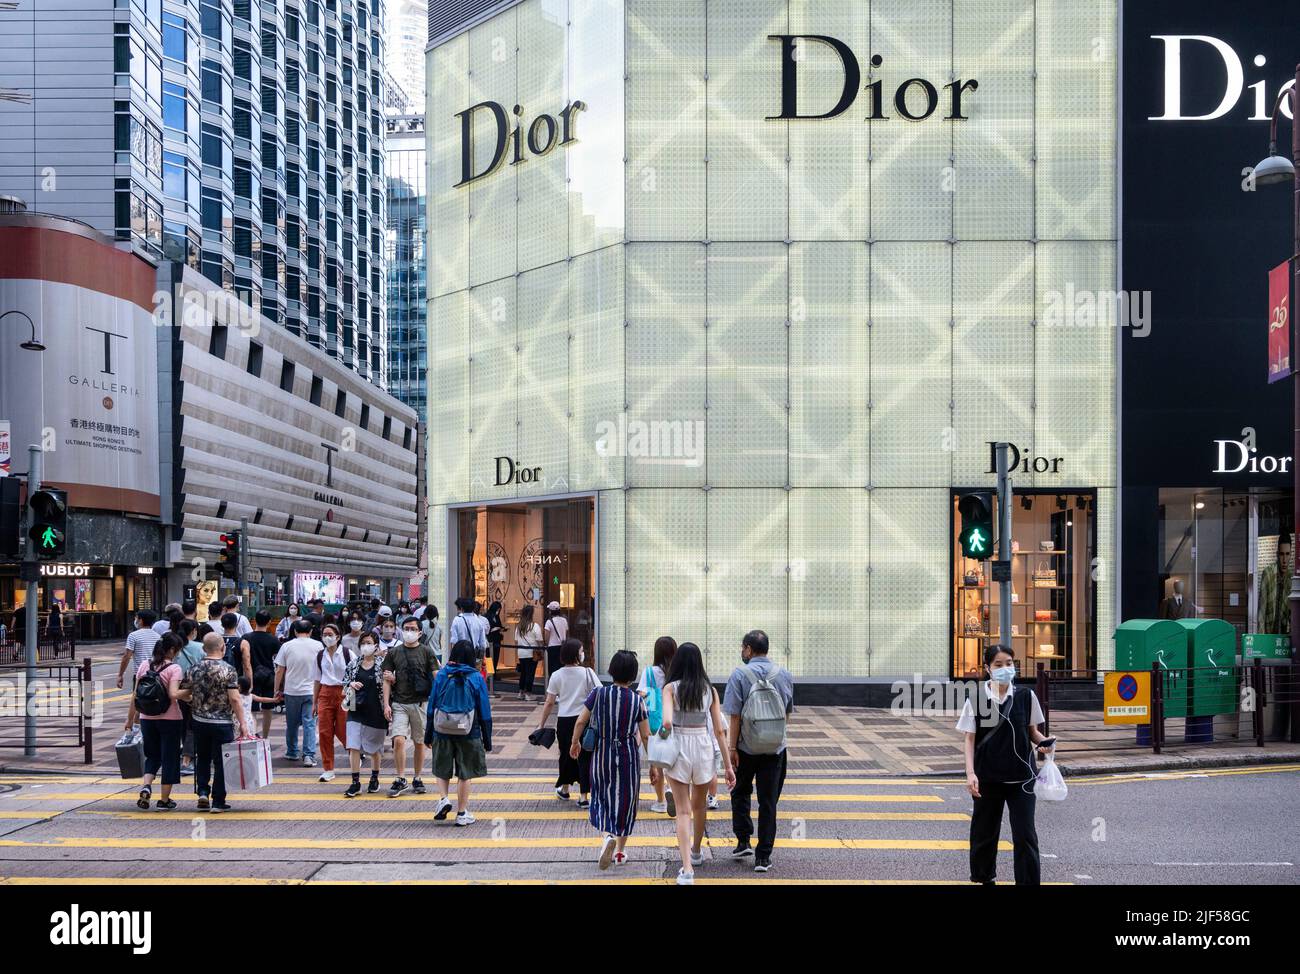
[455,100,587,188]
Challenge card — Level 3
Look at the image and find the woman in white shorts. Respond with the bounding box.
[660,642,735,885]
[341,632,387,797]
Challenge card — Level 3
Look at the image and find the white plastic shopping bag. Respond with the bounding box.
[1034,752,1067,801]
[221,737,274,790]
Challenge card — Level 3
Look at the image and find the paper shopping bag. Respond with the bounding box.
[220,737,274,790]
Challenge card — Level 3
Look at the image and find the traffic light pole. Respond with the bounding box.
[239,516,249,612]
[23,444,41,756]
[996,442,1013,654]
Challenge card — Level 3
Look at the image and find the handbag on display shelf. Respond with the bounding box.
[1038,540,1056,552]
[1036,644,1058,658]
[1011,540,1020,554]
[963,570,980,586]
[963,612,984,637]
[1034,609,1055,622]
[1032,561,1057,586]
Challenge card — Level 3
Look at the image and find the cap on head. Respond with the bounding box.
[547,601,561,611]
[378,606,393,617]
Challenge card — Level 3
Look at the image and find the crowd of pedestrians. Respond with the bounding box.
[122,597,821,880]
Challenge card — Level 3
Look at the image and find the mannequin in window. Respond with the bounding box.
[1160,578,1194,620]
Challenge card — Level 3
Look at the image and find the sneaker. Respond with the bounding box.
[612,852,628,867]
[576,796,591,809]
[675,868,694,886]
[179,764,194,777]
[730,841,753,860]
[412,778,426,795]
[455,810,476,827]
[666,791,676,817]
[367,772,381,793]
[388,777,410,798]
[155,798,177,811]
[754,857,771,873]
[649,801,667,814]
[318,771,336,782]
[344,779,362,797]
[136,787,151,810]
[707,794,719,810]
[432,796,454,821]
[555,787,570,801]
[196,795,210,811]
[598,834,617,870]
[284,752,301,762]
[210,802,232,814]
[302,756,317,768]
[690,850,705,867]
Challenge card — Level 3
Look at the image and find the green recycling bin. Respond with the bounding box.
[1114,619,1189,718]
[1177,618,1238,718]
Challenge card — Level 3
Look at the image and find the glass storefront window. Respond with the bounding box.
[952,490,1097,678]
[453,496,596,672]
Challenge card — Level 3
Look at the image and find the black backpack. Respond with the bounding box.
[134,663,173,717]
[222,634,243,671]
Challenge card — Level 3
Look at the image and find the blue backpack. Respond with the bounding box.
[432,669,477,735]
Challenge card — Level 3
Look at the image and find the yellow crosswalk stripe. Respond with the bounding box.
[0,791,946,803]
[0,836,1006,851]
[0,811,56,820]
[81,809,969,822]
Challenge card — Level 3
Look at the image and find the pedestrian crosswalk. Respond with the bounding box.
[0,768,1025,883]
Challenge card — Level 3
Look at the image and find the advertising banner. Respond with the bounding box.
[0,419,9,476]
[0,225,160,515]
[293,571,346,605]
[1269,260,1290,383]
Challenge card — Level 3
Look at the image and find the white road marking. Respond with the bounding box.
[1152,861,1294,867]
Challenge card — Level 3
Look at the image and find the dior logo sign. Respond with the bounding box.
[1149,35,1298,122]
[455,100,587,187]
[495,457,542,486]
[767,34,978,122]
[1213,439,1292,474]
[987,442,1064,475]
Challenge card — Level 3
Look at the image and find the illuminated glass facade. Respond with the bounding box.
[385,117,428,420]
[427,0,1119,683]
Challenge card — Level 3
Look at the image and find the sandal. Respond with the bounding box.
[136,787,151,810]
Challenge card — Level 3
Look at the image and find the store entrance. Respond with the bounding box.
[451,495,596,683]
[951,489,1097,678]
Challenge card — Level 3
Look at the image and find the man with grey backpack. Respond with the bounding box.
[722,629,794,873]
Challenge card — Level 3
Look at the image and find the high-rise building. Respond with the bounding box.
[384,115,427,422]
[384,0,426,111]
[0,0,388,387]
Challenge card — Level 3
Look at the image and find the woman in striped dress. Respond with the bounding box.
[571,650,650,870]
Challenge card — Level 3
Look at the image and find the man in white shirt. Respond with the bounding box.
[274,618,323,766]
[543,601,569,683]
[450,597,487,657]
[222,595,253,636]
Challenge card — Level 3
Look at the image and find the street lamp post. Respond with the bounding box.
[1254,66,1300,655]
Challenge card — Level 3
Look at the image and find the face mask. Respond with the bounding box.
[579,649,585,664]
[350,620,363,631]
[383,629,395,640]
[990,665,1016,685]
[361,644,376,657]
[402,630,420,645]
[322,635,338,648]
[289,608,298,617]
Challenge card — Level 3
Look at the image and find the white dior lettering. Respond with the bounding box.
[1214,438,1293,474]
[1150,35,1296,123]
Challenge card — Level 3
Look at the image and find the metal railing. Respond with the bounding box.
[1036,660,1298,755]
[0,656,94,763]
[0,631,77,665]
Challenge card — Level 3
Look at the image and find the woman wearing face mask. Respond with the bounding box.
[341,612,366,654]
[313,623,351,782]
[534,638,598,806]
[276,603,301,642]
[342,631,387,796]
[377,618,401,660]
[956,644,1055,886]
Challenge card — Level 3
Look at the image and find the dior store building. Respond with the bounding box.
[426,0,1119,695]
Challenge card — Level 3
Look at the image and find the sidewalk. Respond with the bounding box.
[3,689,1297,777]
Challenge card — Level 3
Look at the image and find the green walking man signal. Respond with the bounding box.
[958,491,994,561]
[26,487,68,561]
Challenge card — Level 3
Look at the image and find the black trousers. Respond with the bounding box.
[517,658,538,694]
[140,718,183,785]
[193,720,235,804]
[731,749,788,859]
[969,780,1041,885]
[554,714,591,793]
